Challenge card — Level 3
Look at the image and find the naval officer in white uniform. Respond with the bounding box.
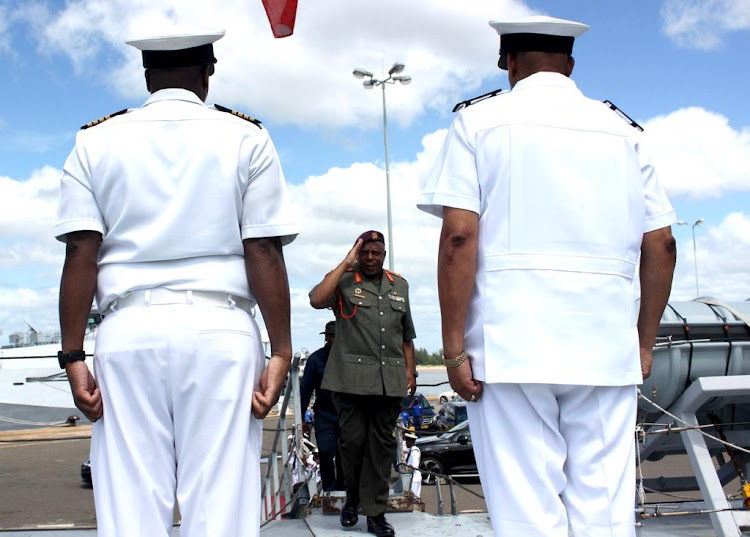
[418,15,677,537]
[56,30,297,537]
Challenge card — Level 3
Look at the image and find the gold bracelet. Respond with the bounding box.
[442,351,468,369]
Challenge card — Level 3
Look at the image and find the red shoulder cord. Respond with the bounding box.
[336,287,357,319]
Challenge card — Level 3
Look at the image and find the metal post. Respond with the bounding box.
[692,224,700,297]
[381,82,395,272]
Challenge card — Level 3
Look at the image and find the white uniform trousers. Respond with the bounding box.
[467,383,637,537]
[90,304,264,537]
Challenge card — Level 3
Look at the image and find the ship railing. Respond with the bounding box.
[261,350,315,524]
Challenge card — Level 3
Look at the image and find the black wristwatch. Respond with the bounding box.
[58,350,86,369]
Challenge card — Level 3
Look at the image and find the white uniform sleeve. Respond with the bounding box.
[54,140,106,242]
[417,114,481,218]
[637,139,676,232]
[240,129,298,245]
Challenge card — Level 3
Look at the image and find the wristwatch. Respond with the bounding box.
[58,350,86,369]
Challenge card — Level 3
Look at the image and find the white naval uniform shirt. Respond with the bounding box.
[55,88,298,311]
[418,72,675,387]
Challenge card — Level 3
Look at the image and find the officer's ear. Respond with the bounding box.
[565,55,575,77]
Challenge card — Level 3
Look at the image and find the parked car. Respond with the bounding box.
[434,401,468,431]
[416,420,476,484]
[438,390,456,405]
[438,390,464,405]
[81,459,92,487]
[400,393,436,430]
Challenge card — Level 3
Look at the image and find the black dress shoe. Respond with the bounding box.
[340,496,359,527]
[367,513,395,537]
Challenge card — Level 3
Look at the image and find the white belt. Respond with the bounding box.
[103,289,254,315]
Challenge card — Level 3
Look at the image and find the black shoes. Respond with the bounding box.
[367,513,395,537]
[340,496,359,527]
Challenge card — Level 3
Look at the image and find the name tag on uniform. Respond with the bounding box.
[388,294,405,302]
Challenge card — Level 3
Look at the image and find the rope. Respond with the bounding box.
[637,390,750,455]
[0,416,70,427]
[406,462,485,500]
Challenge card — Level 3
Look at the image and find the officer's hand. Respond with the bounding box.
[407,370,417,396]
[640,347,653,380]
[253,355,290,419]
[447,358,483,403]
[66,361,103,422]
[344,239,363,269]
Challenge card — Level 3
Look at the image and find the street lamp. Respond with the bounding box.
[353,63,412,272]
[677,218,705,297]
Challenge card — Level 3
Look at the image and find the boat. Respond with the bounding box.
[0,312,100,430]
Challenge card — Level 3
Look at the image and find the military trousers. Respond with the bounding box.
[313,408,344,491]
[90,304,264,537]
[332,392,402,516]
[468,382,637,537]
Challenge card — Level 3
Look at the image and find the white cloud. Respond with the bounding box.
[642,107,750,199]
[0,287,60,341]
[661,0,750,50]
[0,166,60,239]
[7,0,532,128]
[670,212,750,300]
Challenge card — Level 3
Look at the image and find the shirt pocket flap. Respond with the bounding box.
[348,295,372,307]
[345,354,379,365]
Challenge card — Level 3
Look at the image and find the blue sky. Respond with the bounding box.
[1,0,749,354]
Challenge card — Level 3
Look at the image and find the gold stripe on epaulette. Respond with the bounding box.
[214,104,263,129]
[80,109,128,130]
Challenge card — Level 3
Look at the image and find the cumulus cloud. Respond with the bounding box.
[0,166,60,239]
[661,0,750,50]
[642,107,750,199]
[6,0,531,128]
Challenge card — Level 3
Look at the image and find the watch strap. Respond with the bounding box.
[58,350,86,369]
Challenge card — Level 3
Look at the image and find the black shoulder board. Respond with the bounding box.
[80,109,128,130]
[603,100,643,132]
[452,88,504,113]
[215,104,263,129]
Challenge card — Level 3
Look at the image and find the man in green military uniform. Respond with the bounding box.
[310,230,417,537]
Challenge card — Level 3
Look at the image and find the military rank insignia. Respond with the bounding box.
[80,109,129,130]
[215,104,263,129]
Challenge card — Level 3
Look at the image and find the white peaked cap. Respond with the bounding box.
[489,15,589,38]
[125,30,225,51]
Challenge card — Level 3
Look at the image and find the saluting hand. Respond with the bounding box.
[66,360,103,422]
[344,238,363,269]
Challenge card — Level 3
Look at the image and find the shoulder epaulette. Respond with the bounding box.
[80,109,128,130]
[215,104,263,129]
[452,88,505,113]
[602,100,643,132]
[385,270,405,282]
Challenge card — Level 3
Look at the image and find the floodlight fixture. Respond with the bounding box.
[353,68,373,79]
[393,75,412,85]
[388,63,405,75]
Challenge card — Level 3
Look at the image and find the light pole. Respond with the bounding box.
[677,218,705,296]
[353,63,412,272]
